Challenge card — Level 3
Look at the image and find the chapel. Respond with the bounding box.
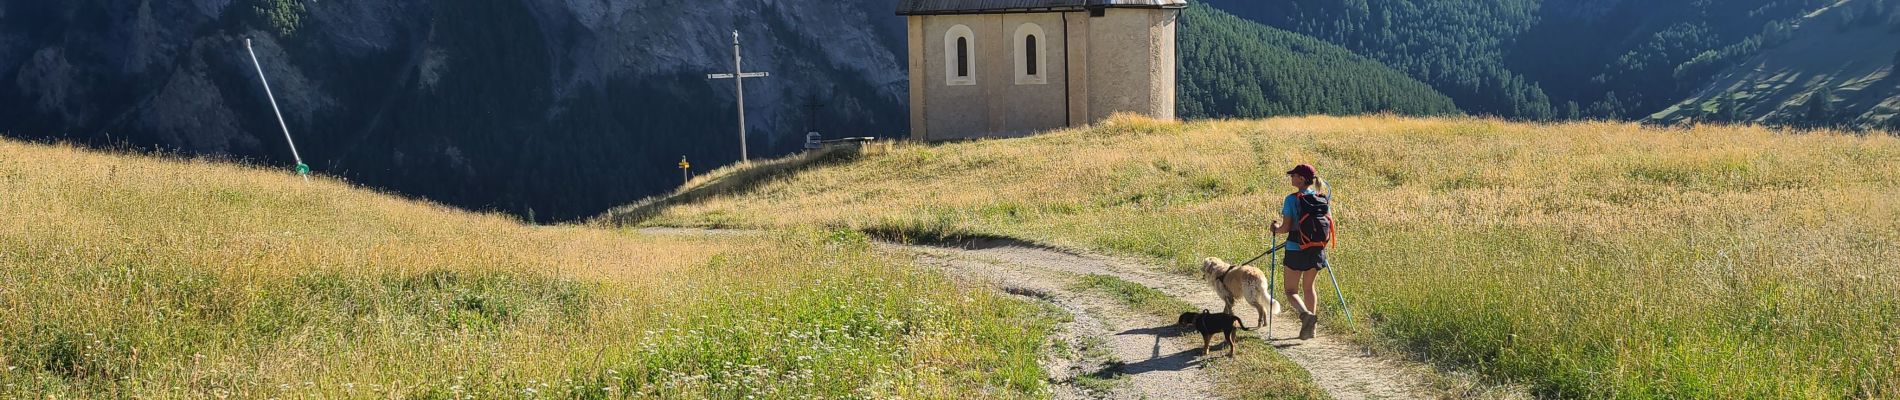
[898,0,1186,140]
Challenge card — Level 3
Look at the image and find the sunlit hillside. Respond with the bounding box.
[616,115,1900,398]
[0,139,1051,398]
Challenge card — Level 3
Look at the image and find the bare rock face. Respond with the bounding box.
[301,0,425,57]
[0,0,909,221]
[15,48,83,121]
[136,56,254,155]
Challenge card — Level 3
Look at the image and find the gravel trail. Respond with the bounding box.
[642,229,1470,400]
[893,238,1437,400]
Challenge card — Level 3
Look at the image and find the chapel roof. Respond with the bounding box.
[896,0,1187,16]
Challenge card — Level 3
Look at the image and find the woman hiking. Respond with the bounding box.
[1271,164,1331,339]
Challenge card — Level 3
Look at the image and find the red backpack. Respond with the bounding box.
[1290,192,1335,249]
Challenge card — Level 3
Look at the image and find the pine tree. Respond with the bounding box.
[1590,92,1625,119]
[1763,21,1793,48]
[1715,94,1742,123]
[1805,86,1835,126]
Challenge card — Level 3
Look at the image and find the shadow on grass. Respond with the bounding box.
[1104,324,1216,377]
[859,227,1072,253]
[595,145,866,227]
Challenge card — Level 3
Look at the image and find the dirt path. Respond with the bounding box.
[899,244,1219,399]
[640,229,1457,399]
[898,238,1438,400]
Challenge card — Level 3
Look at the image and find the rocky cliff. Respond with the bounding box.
[0,0,910,221]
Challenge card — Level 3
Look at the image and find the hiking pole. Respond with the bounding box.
[1325,264,1353,324]
[1262,236,1285,340]
[1265,245,1277,341]
[1319,179,1353,324]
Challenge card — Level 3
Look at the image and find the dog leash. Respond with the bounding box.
[1238,242,1287,267]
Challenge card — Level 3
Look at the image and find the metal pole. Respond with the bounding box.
[244,38,309,179]
[1323,179,1353,323]
[733,30,748,162]
[1266,251,1278,341]
[1264,232,1284,340]
[1326,266,1353,323]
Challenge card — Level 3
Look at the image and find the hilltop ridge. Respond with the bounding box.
[0,137,1050,397]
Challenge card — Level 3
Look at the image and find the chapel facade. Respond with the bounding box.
[898,0,1186,141]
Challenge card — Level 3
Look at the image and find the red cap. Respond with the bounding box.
[1286,164,1316,178]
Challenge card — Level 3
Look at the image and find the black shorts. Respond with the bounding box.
[1283,248,1328,271]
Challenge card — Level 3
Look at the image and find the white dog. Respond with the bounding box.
[1200,257,1282,327]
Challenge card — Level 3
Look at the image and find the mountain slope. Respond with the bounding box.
[0,0,1465,222]
[0,0,909,222]
[1177,6,1460,118]
[1201,0,1837,120]
[1650,0,1900,130]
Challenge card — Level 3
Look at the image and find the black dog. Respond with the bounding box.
[1177,309,1253,357]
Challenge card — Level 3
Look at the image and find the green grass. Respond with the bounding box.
[1074,274,1197,316]
[0,139,1054,398]
[1068,335,1126,394]
[1210,336,1333,400]
[620,115,1900,398]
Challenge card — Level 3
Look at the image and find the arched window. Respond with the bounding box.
[957,37,969,77]
[1025,35,1038,76]
[944,25,975,86]
[1013,23,1047,85]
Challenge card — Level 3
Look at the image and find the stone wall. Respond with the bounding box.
[909,13,1071,140]
[1086,8,1177,122]
[908,7,1178,141]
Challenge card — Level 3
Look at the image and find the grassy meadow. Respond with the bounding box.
[0,139,1054,398]
[620,115,1900,398]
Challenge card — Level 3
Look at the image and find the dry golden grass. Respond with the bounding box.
[0,140,1053,398]
[627,114,1900,398]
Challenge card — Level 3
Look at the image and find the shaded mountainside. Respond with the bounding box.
[0,0,909,221]
[1202,0,1837,121]
[0,0,1472,221]
[1650,0,1900,131]
[1177,6,1460,118]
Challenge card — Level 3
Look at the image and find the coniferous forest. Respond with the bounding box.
[1201,0,1839,120]
[1177,6,1461,119]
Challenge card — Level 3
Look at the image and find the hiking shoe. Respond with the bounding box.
[1298,312,1318,340]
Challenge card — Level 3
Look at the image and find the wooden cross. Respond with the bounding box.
[706,30,770,162]
[803,100,825,133]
